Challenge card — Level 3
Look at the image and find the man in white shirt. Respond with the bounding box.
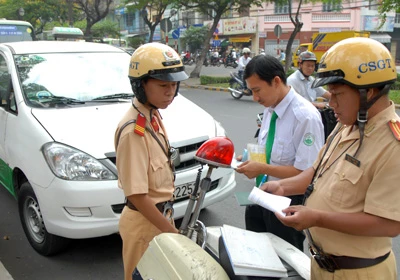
[287,51,336,140]
[236,54,324,251]
[238,47,252,93]
[287,51,331,108]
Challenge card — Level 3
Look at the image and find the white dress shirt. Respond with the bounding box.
[257,87,324,181]
[287,70,327,102]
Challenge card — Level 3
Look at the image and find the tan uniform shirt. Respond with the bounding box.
[307,102,400,258]
[115,98,174,204]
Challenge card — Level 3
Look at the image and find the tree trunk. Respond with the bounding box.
[284,22,303,72]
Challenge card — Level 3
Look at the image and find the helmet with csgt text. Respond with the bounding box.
[298,51,317,64]
[129,42,188,104]
[129,42,188,82]
[312,37,397,89]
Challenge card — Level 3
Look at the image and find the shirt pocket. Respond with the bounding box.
[150,156,173,189]
[271,138,295,165]
[328,159,363,207]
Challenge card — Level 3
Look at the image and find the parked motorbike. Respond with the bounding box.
[134,137,311,280]
[224,56,238,68]
[228,71,253,100]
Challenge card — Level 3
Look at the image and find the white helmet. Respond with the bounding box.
[242,47,251,54]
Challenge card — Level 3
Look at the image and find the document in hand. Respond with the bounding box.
[248,187,291,217]
[220,224,288,278]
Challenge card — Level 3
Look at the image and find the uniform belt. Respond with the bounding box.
[126,200,165,213]
[310,248,390,272]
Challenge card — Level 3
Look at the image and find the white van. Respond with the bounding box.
[0,41,236,255]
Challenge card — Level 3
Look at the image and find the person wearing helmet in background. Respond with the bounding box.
[287,50,331,108]
[238,47,252,94]
[231,48,237,59]
[288,50,335,140]
[261,37,400,279]
[114,42,188,280]
[259,48,266,55]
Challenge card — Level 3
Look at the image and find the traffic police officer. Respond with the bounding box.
[262,37,400,279]
[114,42,188,280]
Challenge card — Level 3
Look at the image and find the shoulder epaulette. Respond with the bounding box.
[134,113,146,136]
[388,119,400,141]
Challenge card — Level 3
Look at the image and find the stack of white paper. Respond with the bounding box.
[248,186,292,217]
[220,224,288,278]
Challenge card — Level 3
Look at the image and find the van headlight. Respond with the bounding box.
[42,142,117,181]
[215,120,227,137]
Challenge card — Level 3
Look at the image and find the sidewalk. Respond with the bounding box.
[0,261,14,280]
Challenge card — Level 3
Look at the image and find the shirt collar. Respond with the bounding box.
[268,87,295,119]
[296,70,307,81]
[340,102,397,141]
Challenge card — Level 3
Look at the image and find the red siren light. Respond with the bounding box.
[194,136,234,168]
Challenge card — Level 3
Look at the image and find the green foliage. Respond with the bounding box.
[127,37,146,49]
[182,26,209,52]
[285,68,296,77]
[389,90,400,104]
[379,0,400,23]
[0,0,70,35]
[91,20,120,39]
[200,76,231,85]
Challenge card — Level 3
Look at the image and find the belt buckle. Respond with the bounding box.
[163,201,174,222]
[309,247,338,273]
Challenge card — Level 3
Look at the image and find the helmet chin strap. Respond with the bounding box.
[354,84,391,158]
[354,89,368,158]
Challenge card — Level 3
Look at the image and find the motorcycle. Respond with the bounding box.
[228,71,253,100]
[224,56,238,68]
[134,137,311,280]
[182,56,194,66]
[210,56,222,67]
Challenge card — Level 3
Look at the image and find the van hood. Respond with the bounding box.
[31,95,216,159]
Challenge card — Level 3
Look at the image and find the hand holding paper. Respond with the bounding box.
[248,187,291,217]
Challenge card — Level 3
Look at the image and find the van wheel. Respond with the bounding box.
[18,182,69,256]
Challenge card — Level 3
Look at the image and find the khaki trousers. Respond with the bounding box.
[119,206,174,280]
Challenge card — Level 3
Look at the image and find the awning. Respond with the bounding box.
[370,33,391,43]
[229,36,251,43]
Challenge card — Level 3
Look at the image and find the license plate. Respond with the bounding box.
[174,182,195,199]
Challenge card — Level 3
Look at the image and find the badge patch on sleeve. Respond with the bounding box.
[303,133,315,146]
[134,113,146,136]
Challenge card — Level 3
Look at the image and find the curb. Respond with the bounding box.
[182,83,230,92]
[0,262,14,280]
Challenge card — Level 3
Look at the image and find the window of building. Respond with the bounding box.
[274,4,289,14]
[126,12,135,27]
[322,1,343,12]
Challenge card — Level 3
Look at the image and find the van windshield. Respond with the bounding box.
[15,52,133,107]
[0,24,35,43]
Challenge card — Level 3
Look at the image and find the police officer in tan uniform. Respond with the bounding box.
[114,42,188,280]
[261,37,400,279]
